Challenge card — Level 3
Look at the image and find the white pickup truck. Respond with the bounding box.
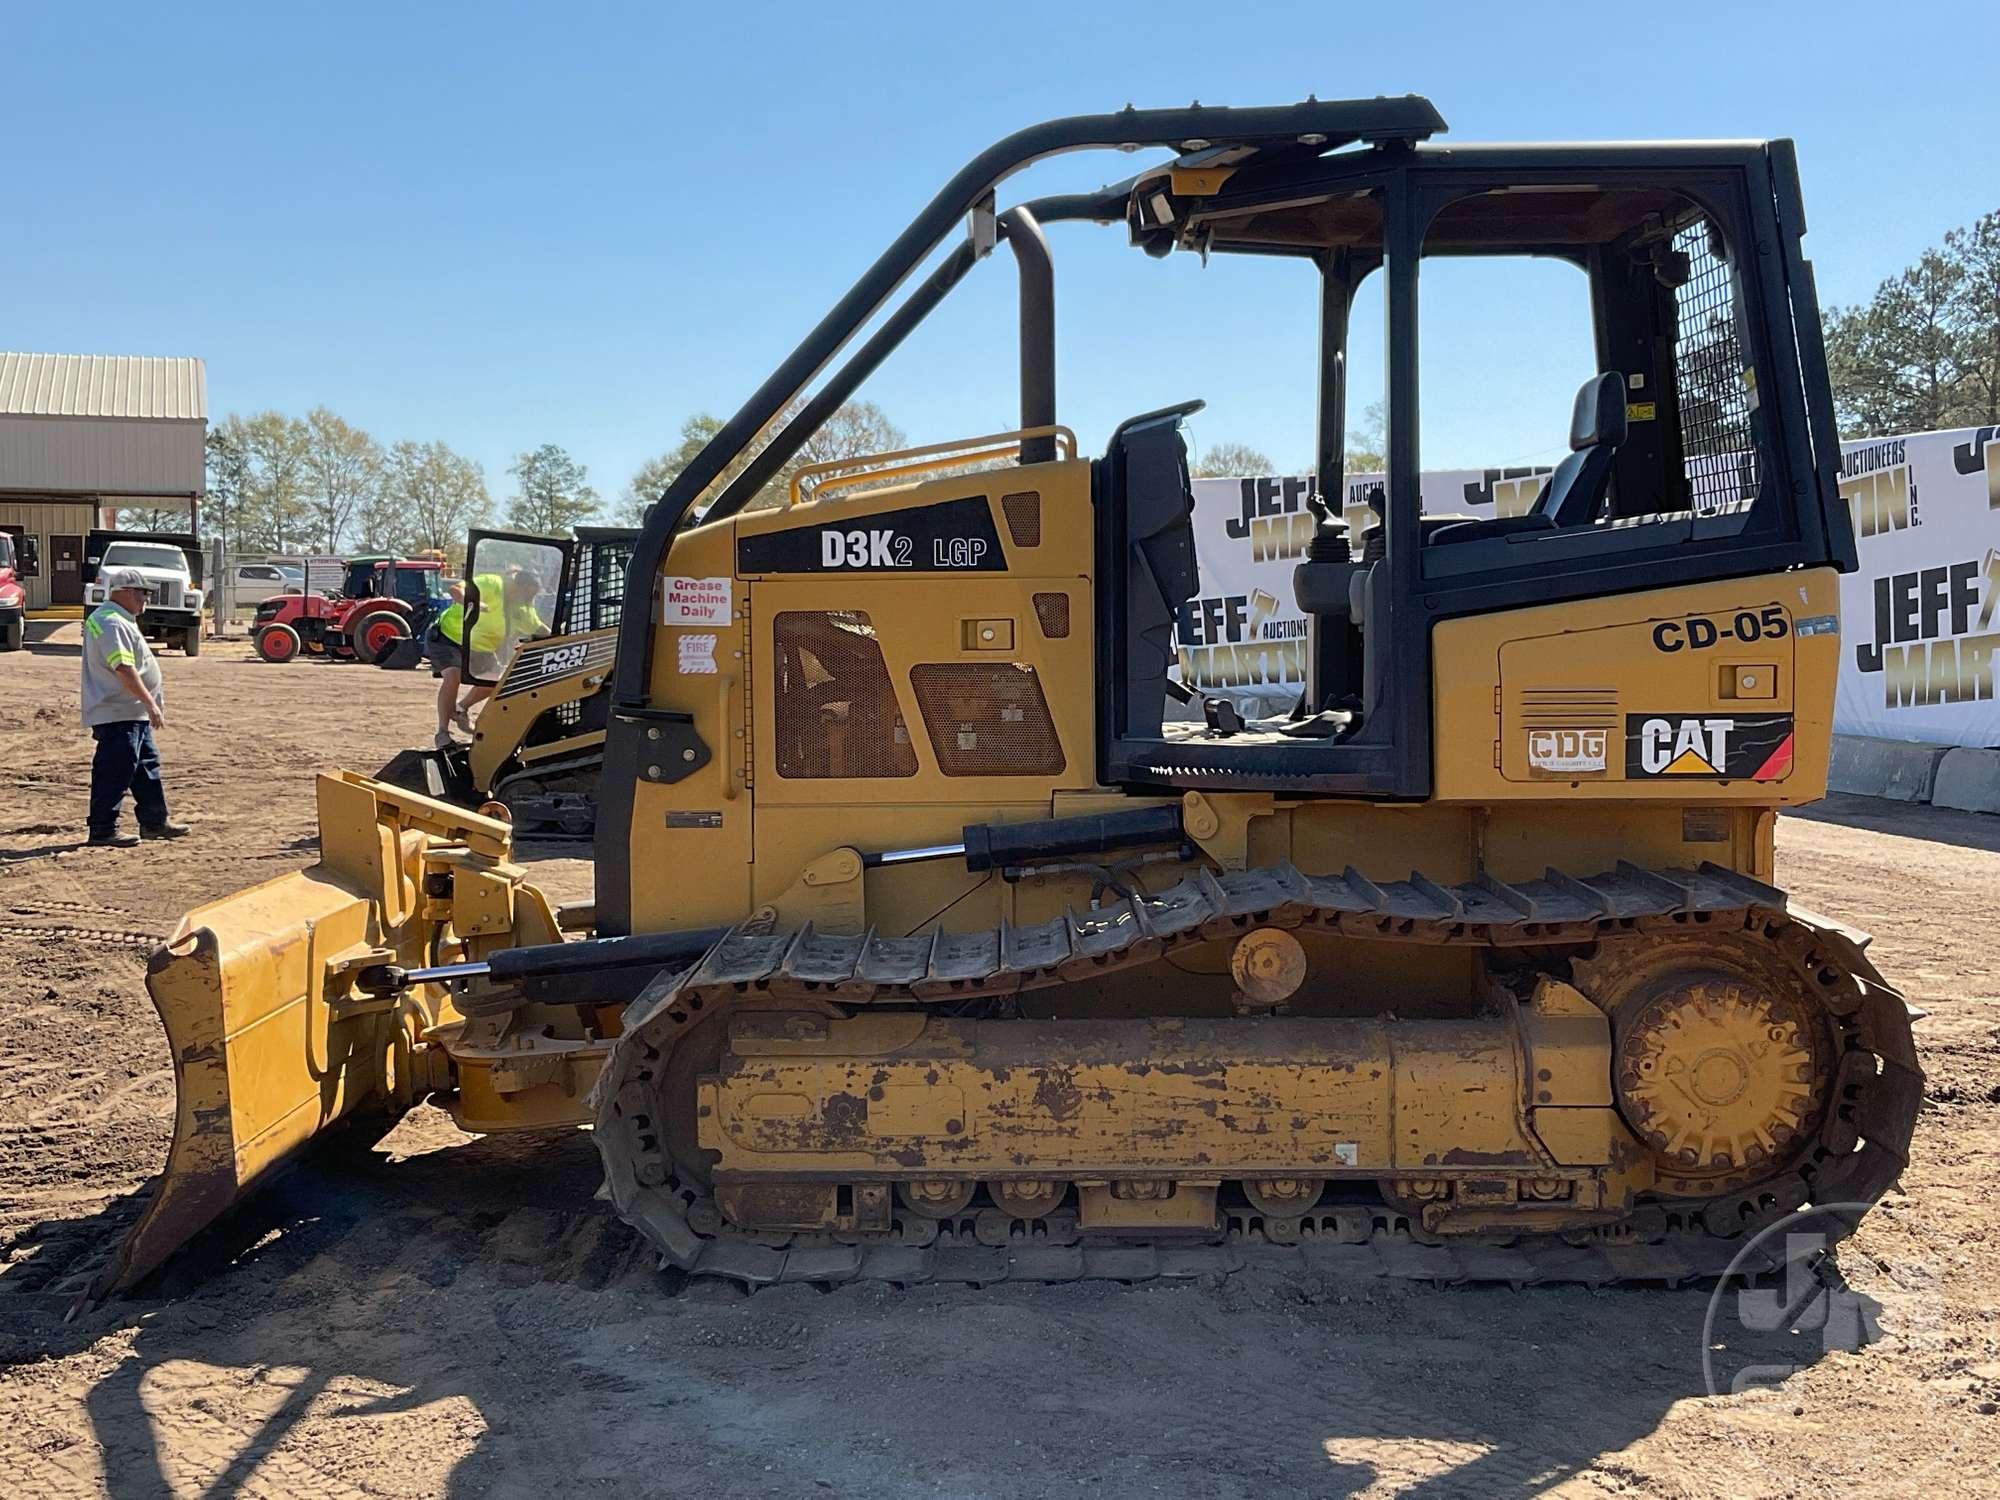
[84,536,205,656]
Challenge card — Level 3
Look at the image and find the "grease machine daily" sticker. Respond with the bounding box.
[662,575,732,625]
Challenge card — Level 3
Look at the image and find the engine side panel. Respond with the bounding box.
[1432,568,1840,804]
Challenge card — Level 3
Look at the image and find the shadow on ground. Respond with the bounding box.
[0,838,91,863]
[1786,792,2000,854]
[2,1126,1879,1499]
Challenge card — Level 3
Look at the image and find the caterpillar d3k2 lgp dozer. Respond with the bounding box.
[108,98,1921,1296]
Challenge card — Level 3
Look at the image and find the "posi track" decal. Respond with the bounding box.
[497,631,618,698]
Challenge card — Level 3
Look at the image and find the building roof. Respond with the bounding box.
[0,353,207,421]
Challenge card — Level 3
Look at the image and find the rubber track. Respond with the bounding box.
[491,749,603,842]
[592,860,1923,1288]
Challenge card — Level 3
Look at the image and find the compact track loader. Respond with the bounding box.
[111,99,1920,1295]
[376,526,636,836]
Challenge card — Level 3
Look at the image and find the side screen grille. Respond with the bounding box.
[591,538,632,630]
[564,547,594,636]
[1001,490,1041,548]
[910,663,1065,777]
[772,611,918,779]
[1673,220,1760,515]
[1032,592,1070,638]
[564,537,635,635]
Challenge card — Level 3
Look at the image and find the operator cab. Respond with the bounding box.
[1096,143,1848,794]
[385,561,446,608]
[341,556,392,598]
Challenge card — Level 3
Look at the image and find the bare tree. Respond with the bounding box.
[113,502,195,532]
[623,399,905,522]
[371,440,491,563]
[786,401,906,503]
[508,443,600,534]
[1192,441,1274,478]
[622,416,719,524]
[204,423,250,544]
[302,407,382,553]
[1345,400,1386,471]
[206,412,312,552]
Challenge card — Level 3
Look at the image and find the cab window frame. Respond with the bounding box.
[1403,161,1815,592]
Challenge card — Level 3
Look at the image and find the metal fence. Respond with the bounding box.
[203,546,325,633]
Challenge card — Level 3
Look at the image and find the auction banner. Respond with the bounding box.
[1178,429,2000,747]
[1176,466,1549,717]
[1836,424,2000,746]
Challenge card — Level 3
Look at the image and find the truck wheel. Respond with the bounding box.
[0,620,21,652]
[256,622,301,663]
[181,628,202,658]
[361,614,411,664]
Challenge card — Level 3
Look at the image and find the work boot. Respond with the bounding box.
[434,730,461,751]
[139,821,192,840]
[452,707,476,735]
[87,829,140,848]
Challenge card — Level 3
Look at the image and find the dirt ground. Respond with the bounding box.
[1,625,1996,1498]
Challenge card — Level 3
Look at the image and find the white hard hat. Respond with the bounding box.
[99,566,154,593]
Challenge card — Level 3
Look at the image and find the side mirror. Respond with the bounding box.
[18,537,39,578]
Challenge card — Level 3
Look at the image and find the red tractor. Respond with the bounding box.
[252,556,448,665]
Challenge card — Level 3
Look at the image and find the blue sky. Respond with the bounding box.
[8,1,1997,506]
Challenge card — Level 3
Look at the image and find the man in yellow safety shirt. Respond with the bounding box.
[426,567,548,749]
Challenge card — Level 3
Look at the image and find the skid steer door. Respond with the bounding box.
[461,530,575,687]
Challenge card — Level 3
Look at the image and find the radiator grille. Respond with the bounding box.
[910,663,1065,777]
[1001,490,1041,548]
[1512,685,1620,726]
[1032,592,1070,638]
[772,611,917,779]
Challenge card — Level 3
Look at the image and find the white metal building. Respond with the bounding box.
[0,353,207,612]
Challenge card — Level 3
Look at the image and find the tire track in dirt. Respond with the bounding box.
[0,923,164,949]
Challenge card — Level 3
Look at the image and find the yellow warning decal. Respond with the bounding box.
[1625,401,1656,422]
[1660,746,1717,775]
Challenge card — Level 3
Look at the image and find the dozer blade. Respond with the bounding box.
[101,773,516,1295]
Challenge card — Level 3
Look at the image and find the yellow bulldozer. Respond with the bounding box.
[108,98,1920,1295]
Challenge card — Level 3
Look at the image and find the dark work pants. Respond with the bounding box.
[89,720,170,835]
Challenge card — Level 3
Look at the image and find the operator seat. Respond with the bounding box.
[1427,372,1629,546]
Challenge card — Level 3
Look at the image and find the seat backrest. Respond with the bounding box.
[1535,372,1628,529]
[1103,402,1203,740]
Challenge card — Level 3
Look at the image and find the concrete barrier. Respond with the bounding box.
[1827,734,1951,802]
[1930,746,2000,815]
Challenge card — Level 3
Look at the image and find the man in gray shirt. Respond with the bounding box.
[83,567,190,847]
